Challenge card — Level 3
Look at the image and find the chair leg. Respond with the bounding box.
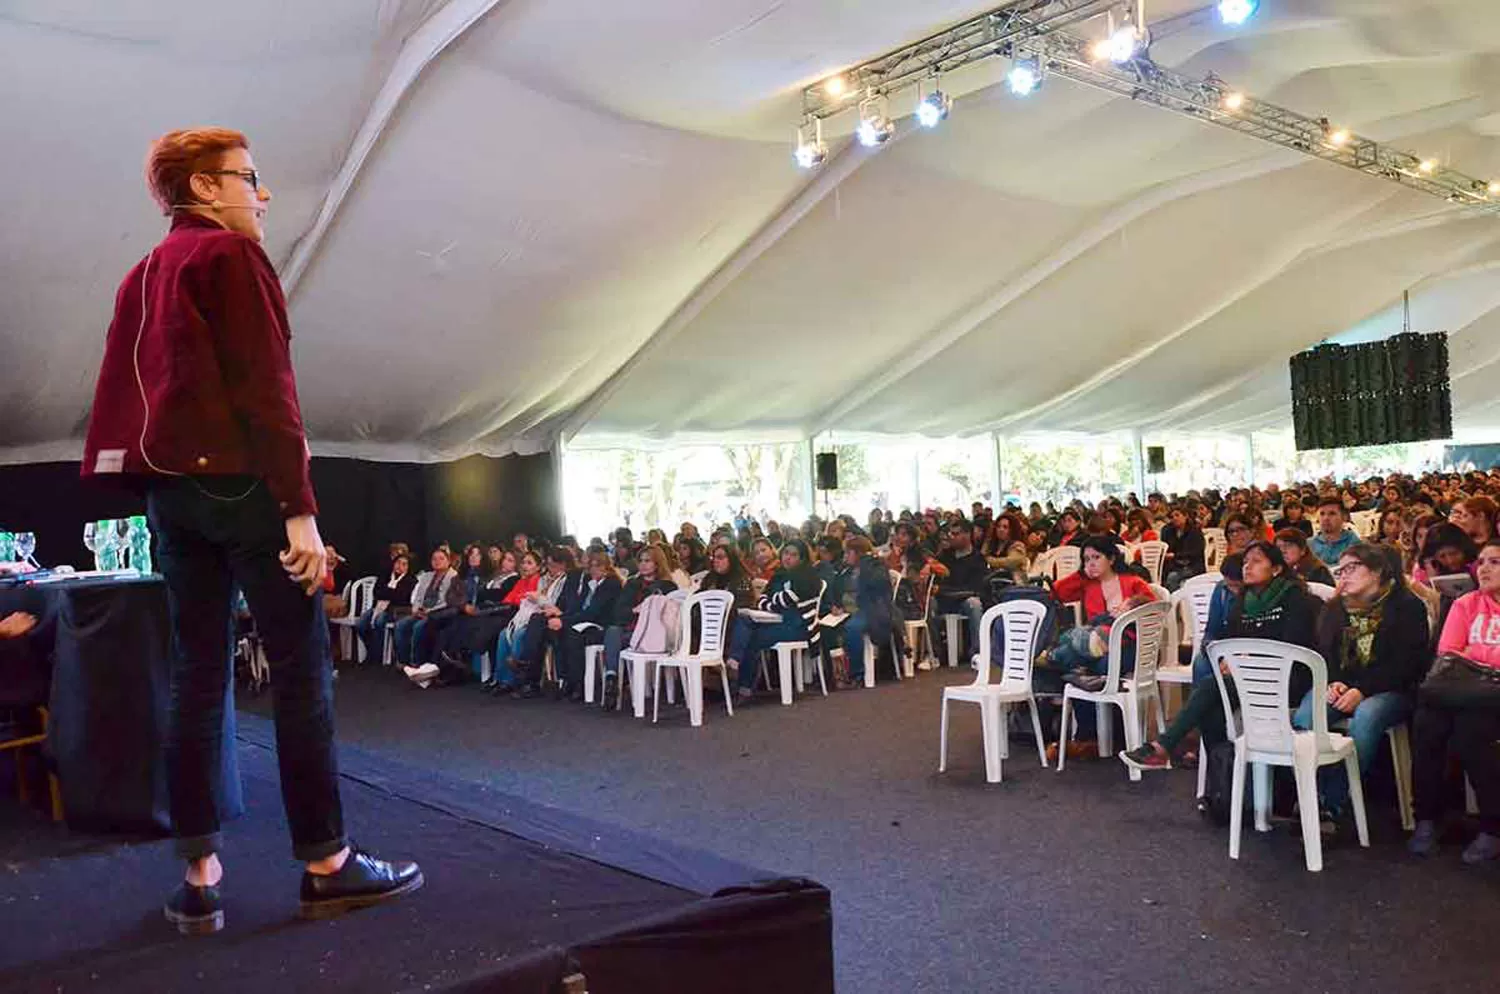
[778,647,794,706]
[687,667,704,727]
[1122,694,1142,783]
[1028,698,1048,768]
[652,664,664,723]
[1196,746,1209,799]
[1389,725,1415,832]
[632,660,648,718]
[1154,685,1168,736]
[864,637,877,689]
[998,704,1011,760]
[814,650,828,697]
[938,696,950,773]
[980,698,1002,784]
[1345,752,1371,848]
[1229,744,1247,860]
[1056,694,1073,772]
[583,649,596,705]
[1293,761,1324,872]
[721,666,735,717]
[1253,762,1272,833]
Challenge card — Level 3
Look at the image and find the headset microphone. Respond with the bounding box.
[168,201,264,211]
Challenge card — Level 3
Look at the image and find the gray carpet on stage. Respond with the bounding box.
[252,665,1498,993]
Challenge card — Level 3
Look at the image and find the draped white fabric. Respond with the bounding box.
[3,0,1499,463]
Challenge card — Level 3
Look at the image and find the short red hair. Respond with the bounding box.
[145,127,249,215]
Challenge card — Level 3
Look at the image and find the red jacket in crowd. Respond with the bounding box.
[82,212,317,518]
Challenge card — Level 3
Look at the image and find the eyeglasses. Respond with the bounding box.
[1226,525,1250,534]
[203,168,260,191]
[1331,562,1367,579]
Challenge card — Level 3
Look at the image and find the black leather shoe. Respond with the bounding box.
[299,848,423,920]
[164,881,225,935]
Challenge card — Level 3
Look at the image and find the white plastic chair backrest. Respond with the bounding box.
[1032,548,1057,579]
[689,570,708,589]
[1307,582,1336,602]
[1050,545,1081,581]
[1102,599,1170,693]
[349,576,377,617]
[973,599,1048,690]
[1136,540,1169,585]
[684,589,733,661]
[1352,510,1378,538]
[1203,528,1226,569]
[1149,584,1176,667]
[887,569,902,606]
[916,572,937,615]
[1177,572,1222,657]
[1209,638,1332,756]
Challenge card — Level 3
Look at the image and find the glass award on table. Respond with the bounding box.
[15,532,35,565]
[94,519,122,571]
[125,515,152,573]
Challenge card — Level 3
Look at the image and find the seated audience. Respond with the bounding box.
[829,536,895,689]
[1122,541,1322,774]
[478,551,543,694]
[1120,508,1158,546]
[983,511,1032,583]
[1294,543,1430,839]
[749,537,780,585]
[726,538,821,702]
[1409,538,1500,863]
[358,552,416,663]
[394,547,458,682]
[1310,497,1360,566]
[602,545,678,688]
[931,519,990,664]
[1161,504,1206,589]
[1275,528,1334,586]
[1272,498,1313,536]
[1451,495,1497,547]
[1377,507,1406,549]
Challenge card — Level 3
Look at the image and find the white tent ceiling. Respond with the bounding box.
[3,0,1500,462]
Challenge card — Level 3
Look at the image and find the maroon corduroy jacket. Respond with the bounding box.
[82,213,317,518]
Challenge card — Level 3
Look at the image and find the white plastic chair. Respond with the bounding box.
[1159,573,1222,796]
[939,600,1049,783]
[653,590,736,727]
[855,570,907,687]
[1056,600,1171,782]
[1049,545,1081,581]
[1209,638,1370,872]
[906,573,938,672]
[581,631,606,706]
[329,576,376,662]
[620,589,690,718]
[1136,540,1169,586]
[1203,528,1226,570]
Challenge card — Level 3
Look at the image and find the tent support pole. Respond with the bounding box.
[1130,430,1146,502]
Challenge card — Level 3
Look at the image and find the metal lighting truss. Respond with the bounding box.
[800,0,1500,214]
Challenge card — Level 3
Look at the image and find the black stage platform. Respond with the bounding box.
[0,716,833,994]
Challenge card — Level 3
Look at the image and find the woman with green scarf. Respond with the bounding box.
[1122,541,1323,773]
[1294,543,1430,837]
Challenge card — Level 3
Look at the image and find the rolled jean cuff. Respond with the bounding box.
[175,831,223,861]
[293,835,349,862]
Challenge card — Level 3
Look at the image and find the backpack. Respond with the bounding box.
[629,593,682,654]
[1200,741,1238,826]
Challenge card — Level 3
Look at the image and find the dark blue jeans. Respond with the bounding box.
[728,615,806,691]
[148,477,345,862]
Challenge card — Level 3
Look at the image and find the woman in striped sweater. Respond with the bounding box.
[725,538,822,703]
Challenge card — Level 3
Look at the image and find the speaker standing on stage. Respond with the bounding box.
[82,128,421,934]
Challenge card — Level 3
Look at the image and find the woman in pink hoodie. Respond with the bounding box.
[1409,538,1500,863]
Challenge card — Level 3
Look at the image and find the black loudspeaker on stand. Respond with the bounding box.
[815,452,839,491]
[1146,446,1166,475]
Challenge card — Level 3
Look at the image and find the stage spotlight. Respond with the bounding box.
[1418,158,1437,174]
[916,90,952,128]
[793,121,827,169]
[1222,90,1246,111]
[856,97,894,147]
[1327,128,1350,148]
[1489,180,1500,196]
[824,76,848,99]
[1097,21,1144,63]
[1007,57,1043,97]
[1218,0,1258,26]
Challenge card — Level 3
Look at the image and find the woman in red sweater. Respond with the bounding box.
[1045,536,1157,682]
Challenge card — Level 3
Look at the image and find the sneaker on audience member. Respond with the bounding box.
[1407,820,1439,857]
[411,663,440,681]
[1120,743,1172,772]
[1462,832,1500,865]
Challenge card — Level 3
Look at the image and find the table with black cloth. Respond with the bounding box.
[32,574,242,833]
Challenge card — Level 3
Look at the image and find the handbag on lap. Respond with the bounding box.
[1419,652,1500,711]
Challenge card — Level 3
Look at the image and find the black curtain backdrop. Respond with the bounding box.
[0,453,559,581]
